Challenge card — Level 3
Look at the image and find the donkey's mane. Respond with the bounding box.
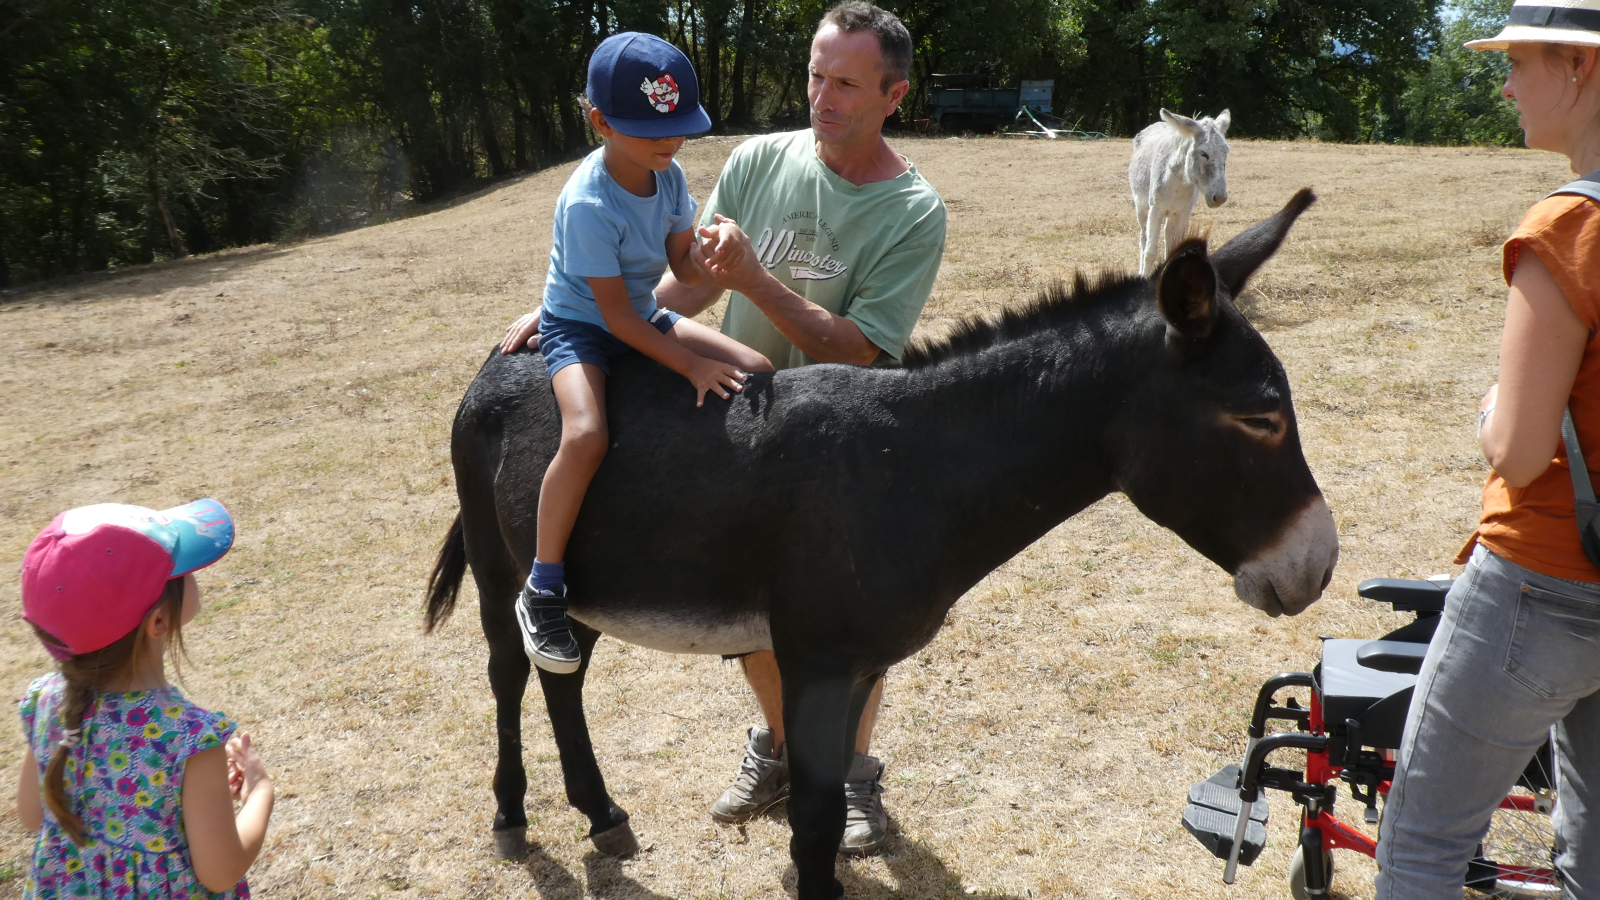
[900,268,1144,369]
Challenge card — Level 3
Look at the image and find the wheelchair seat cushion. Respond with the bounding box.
[1318,639,1418,749]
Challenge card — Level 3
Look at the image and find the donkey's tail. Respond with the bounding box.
[424,514,467,633]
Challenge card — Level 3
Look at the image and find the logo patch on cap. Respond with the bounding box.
[640,74,680,113]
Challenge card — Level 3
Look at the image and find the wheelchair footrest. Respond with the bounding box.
[1182,764,1270,866]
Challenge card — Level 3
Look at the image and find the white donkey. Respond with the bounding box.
[1129,109,1232,276]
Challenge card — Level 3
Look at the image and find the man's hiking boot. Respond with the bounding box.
[710,726,789,822]
[839,753,889,856]
[515,585,581,674]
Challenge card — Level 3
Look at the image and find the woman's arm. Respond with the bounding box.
[588,276,747,406]
[16,746,41,832]
[1480,249,1591,486]
[183,737,273,893]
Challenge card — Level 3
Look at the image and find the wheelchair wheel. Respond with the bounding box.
[1288,845,1333,900]
[1470,804,1560,898]
[1470,746,1560,899]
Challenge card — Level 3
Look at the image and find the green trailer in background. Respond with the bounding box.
[924,75,1105,139]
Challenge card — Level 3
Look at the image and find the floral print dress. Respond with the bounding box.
[19,672,248,899]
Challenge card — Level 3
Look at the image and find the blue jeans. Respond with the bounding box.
[1376,545,1600,900]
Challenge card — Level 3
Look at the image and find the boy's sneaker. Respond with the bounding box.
[515,585,581,674]
[710,726,789,822]
[840,753,889,855]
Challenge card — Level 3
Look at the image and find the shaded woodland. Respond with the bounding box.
[0,0,1517,286]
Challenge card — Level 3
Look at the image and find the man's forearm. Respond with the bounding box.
[739,270,880,366]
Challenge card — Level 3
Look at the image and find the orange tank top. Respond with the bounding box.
[1458,194,1600,581]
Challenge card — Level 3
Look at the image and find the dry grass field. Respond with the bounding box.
[0,135,1578,900]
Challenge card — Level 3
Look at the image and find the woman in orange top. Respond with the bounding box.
[1376,4,1600,898]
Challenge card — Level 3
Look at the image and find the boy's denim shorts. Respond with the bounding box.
[539,308,681,378]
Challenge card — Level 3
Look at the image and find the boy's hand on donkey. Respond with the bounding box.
[225,732,270,804]
[501,311,543,354]
[685,355,748,407]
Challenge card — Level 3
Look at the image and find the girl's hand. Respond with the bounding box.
[685,356,748,407]
[501,311,543,355]
[699,215,748,276]
[225,732,270,804]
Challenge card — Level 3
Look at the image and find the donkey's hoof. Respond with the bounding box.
[493,826,529,860]
[590,821,640,857]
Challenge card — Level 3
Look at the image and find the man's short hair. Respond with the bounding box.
[819,1,912,93]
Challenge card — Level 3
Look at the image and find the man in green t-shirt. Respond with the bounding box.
[654,0,946,857]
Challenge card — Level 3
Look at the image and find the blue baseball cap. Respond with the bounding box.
[587,33,712,138]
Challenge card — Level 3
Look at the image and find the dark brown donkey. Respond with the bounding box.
[424,189,1338,900]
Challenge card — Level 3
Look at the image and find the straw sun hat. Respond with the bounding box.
[1466,0,1600,50]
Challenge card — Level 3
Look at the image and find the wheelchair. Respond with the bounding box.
[1182,577,1561,899]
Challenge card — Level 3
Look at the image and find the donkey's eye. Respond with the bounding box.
[1225,407,1285,441]
[1199,151,1210,160]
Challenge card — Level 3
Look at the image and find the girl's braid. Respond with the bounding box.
[35,577,186,846]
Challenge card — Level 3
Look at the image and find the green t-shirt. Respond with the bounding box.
[701,130,947,370]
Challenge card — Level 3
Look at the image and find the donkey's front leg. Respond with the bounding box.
[1140,196,1167,277]
[1132,194,1153,275]
[1164,200,1193,264]
[783,665,872,900]
[535,620,638,856]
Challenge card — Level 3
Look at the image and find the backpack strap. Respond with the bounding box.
[1564,408,1597,503]
[1562,408,1600,570]
[1546,169,1600,204]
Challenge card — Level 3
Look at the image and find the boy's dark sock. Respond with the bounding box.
[530,559,566,598]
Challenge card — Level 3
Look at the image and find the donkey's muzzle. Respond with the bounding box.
[1231,498,1339,617]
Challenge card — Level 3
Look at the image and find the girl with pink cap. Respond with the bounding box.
[15,499,273,898]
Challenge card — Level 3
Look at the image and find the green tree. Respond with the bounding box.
[1393,0,1520,145]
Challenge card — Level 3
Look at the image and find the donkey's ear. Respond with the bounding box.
[1212,187,1316,297]
[1157,240,1218,343]
[1214,109,1231,136]
[1161,108,1201,137]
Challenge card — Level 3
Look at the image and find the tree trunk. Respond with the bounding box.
[478,92,508,177]
[506,75,529,169]
[523,73,560,159]
[155,193,188,258]
[703,4,723,130]
[687,2,702,91]
[149,160,188,259]
[1130,32,1147,134]
[729,0,759,125]
[556,89,586,153]
[0,215,10,289]
[148,48,186,258]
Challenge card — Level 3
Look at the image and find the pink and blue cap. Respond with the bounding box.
[20,499,234,660]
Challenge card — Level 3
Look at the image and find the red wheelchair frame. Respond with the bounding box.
[1182,578,1560,899]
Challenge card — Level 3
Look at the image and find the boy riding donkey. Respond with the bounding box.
[503,2,947,856]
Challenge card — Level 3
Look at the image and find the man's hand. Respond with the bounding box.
[697,215,773,297]
[685,356,748,407]
[699,215,748,276]
[501,310,543,354]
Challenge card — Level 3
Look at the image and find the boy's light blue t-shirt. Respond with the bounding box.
[541,148,698,331]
